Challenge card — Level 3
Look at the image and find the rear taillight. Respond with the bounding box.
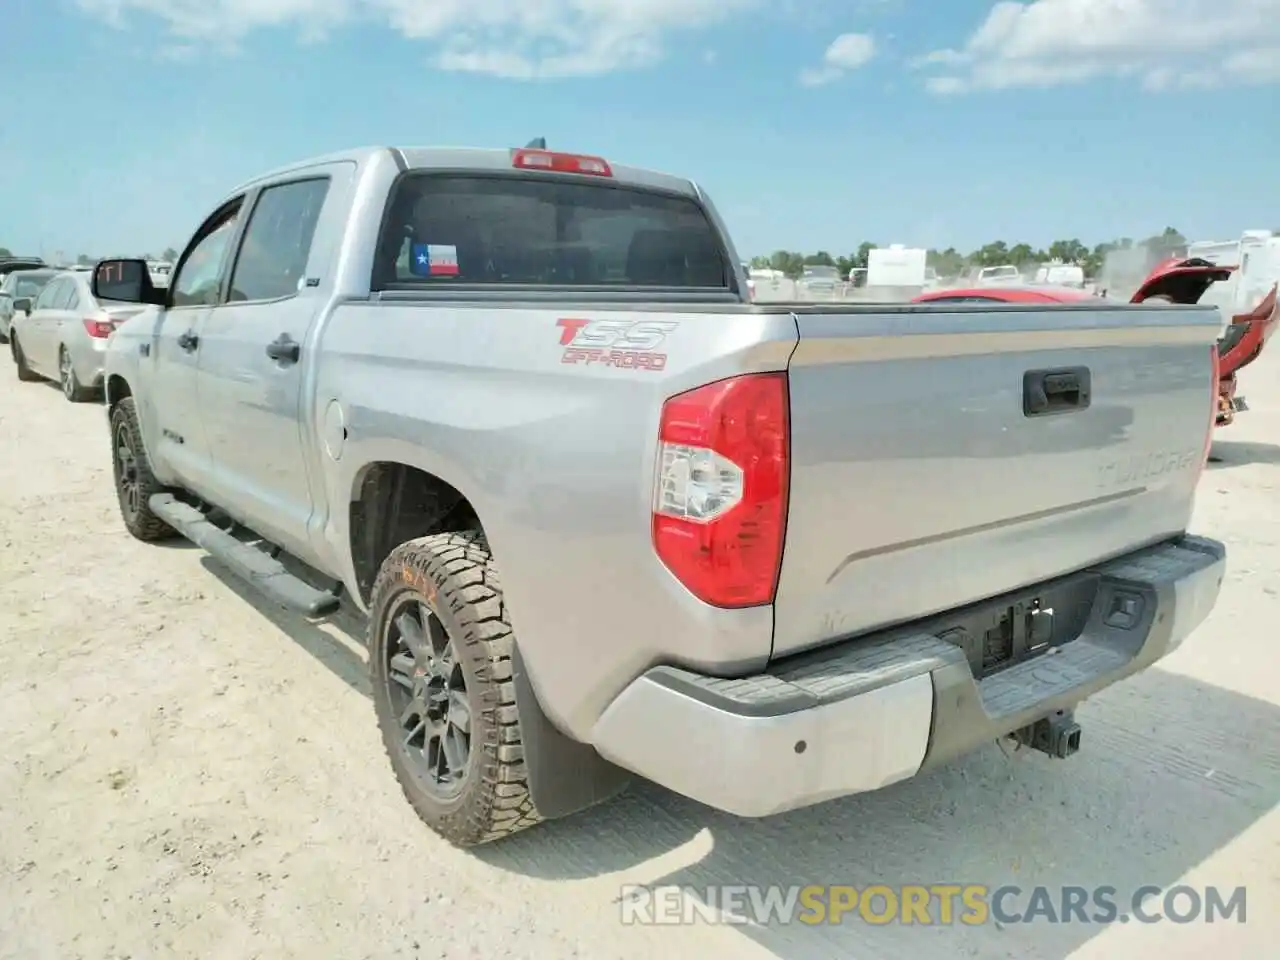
[652,373,790,608]
[83,317,114,338]
[511,148,612,177]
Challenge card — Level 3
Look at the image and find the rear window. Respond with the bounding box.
[374,174,730,289]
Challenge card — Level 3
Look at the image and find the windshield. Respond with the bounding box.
[803,265,839,279]
[982,266,1019,279]
[377,173,729,288]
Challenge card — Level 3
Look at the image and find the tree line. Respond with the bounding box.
[0,247,179,264]
[749,227,1192,281]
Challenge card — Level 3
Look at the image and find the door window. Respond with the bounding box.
[170,201,244,308]
[62,282,82,311]
[228,178,331,303]
[34,279,64,311]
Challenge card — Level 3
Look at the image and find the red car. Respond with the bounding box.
[913,258,1278,427]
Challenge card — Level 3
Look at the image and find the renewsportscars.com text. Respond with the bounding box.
[618,883,1247,926]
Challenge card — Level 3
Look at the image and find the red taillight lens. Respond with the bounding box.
[652,372,790,608]
[83,317,114,338]
[511,148,612,177]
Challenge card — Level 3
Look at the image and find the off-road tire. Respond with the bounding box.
[109,397,175,542]
[368,531,543,847]
[60,347,94,402]
[11,335,39,382]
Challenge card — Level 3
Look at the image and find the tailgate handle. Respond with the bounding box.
[1024,367,1090,416]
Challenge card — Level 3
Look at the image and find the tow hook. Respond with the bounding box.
[1013,709,1082,759]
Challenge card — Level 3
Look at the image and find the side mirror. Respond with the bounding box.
[13,297,31,315]
[93,258,164,306]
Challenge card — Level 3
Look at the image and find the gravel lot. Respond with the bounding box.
[1,347,1277,959]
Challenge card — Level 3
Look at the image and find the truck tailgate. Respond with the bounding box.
[772,302,1220,658]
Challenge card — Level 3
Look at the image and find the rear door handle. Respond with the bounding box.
[266,333,300,364]
[177,330,199,352]
[1023,366,1091,416]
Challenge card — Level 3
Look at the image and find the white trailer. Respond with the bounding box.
[867,244,927,287]
[1189,230,1280,317]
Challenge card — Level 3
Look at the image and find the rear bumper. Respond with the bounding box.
[591,536,1225,817]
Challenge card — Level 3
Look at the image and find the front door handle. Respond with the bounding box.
[177,330,199,352]
[266,333,300,364]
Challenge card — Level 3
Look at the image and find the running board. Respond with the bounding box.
[149,493,341,617]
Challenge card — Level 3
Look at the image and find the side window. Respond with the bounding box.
[34,279,63,310]
[228,178,331,303]
[63,283,82,311]
[170,200,244,308]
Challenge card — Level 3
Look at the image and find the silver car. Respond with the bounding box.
[0,268,57,344]
[9,270,146,401]
[798,263,842,298]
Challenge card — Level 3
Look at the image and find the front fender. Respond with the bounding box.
[104,311,175,486]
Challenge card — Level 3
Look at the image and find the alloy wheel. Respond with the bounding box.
[385,597,472,797]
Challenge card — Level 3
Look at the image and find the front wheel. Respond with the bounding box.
[11,335,39,382]
[368,531,543,847]
[109,397,175,541]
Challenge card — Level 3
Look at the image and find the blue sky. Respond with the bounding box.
[3,0,1278,260]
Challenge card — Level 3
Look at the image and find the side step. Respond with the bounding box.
[150,493,341,617]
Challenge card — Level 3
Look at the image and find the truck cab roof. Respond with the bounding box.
[228,146,703,201]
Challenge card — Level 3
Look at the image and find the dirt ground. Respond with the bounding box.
[2,351,1278,960]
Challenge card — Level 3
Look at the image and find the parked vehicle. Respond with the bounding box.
[1032,261,1085,288]
[93,144,1225,849]
[9,269,147,401]
[797,263,841,296]
[0,256,46,278]
[866,244,928,287]
[973,264,1022,286]
[914,255,1278,427]
[0,268,57,343]
[1187,229,1279,319]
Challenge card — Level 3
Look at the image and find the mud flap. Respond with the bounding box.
[512,646,632,819]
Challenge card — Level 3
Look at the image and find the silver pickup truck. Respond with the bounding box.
[93,145,1227,848]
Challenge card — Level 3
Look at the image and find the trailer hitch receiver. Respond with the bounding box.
[1013,709,1082,759]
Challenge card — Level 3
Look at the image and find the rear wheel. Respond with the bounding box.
[368,531,543,847]
[109,397,175,541]
[59,347,93,402]
[11,335,39,382]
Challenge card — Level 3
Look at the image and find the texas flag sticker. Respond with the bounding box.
[411,243,459,277]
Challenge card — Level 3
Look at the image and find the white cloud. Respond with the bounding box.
[75,0,759,77]
[916,0,1280,93]
[799,32,876,86]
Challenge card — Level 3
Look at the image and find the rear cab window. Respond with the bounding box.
[373,172,732,291]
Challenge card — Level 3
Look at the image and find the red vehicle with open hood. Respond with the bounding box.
[914,257,1279,426]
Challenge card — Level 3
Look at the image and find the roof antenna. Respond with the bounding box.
[525,137,547,149]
